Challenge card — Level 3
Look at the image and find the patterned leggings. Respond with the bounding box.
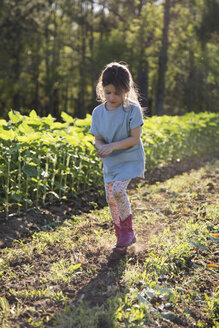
[105,179,131,225]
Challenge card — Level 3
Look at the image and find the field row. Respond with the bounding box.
[0,110,219,219]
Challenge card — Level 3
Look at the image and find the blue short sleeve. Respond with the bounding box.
[129,105,144,130]
[90,108,99,136]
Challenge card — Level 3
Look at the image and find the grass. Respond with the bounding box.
[0,158,218,327]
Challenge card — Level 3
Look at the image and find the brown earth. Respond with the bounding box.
[0,153,218,250]
[0,152,218,328]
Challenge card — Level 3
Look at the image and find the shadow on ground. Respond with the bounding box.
[46,250,133,328]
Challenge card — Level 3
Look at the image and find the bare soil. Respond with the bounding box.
[0,152,218,328]
[0,153,217,249]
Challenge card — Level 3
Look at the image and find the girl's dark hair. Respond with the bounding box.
[102,63,130,93]
[96,62,140,107]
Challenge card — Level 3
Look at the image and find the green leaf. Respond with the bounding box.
[8,110,23,124]
[29,110,38,118]
[209,235,219,244]
[154,285,174,297]
[46,191,60,199]
[137,293,158,314]
[23,164,38,178]
[189,240,208,250]
[11,192,21,202]
[61,112,74,124]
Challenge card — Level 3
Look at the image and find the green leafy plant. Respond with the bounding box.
[0,110,218,219]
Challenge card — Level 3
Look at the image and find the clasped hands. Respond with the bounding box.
[98,143,114,158]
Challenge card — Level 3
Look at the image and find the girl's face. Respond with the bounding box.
[104,84,126,110]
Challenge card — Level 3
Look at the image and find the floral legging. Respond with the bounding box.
[105,179,131,225]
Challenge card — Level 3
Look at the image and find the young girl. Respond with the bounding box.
[90,62,145,253]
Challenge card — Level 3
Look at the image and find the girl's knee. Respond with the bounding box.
[106,193,116,206]
[112,185,125,200]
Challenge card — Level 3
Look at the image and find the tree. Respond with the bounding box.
[198,0,219,46]
[155,0,171,116]
[0,0,48,116]
[0,0,218,119]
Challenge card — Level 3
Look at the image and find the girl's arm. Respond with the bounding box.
[98,126,142,158]
[95,136,105,151]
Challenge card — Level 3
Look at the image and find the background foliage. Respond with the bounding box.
[0,0,219,119]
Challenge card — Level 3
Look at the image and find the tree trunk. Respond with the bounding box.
[75,3,87,119]
[138,60,149,108]
[12,42,21,110]
[31,51,41,114]
[45,25,52,116]
[187,50,195,112]
[76,31,86,118]
[155,0,171,116]
[89,1,97,108]
[44,2,60,118]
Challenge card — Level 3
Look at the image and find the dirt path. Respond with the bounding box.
[0,153,218,328]
[0,153,217,249]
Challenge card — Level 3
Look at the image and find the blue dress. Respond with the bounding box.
[90,102,145,183]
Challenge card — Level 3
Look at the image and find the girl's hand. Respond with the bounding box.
[98,144,114,158]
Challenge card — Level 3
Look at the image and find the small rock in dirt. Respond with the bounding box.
[164,303,173,310]
[158,275,169,282]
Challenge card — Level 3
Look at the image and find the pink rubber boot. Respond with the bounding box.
[116,214,136,247]
[113,224,126,253]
